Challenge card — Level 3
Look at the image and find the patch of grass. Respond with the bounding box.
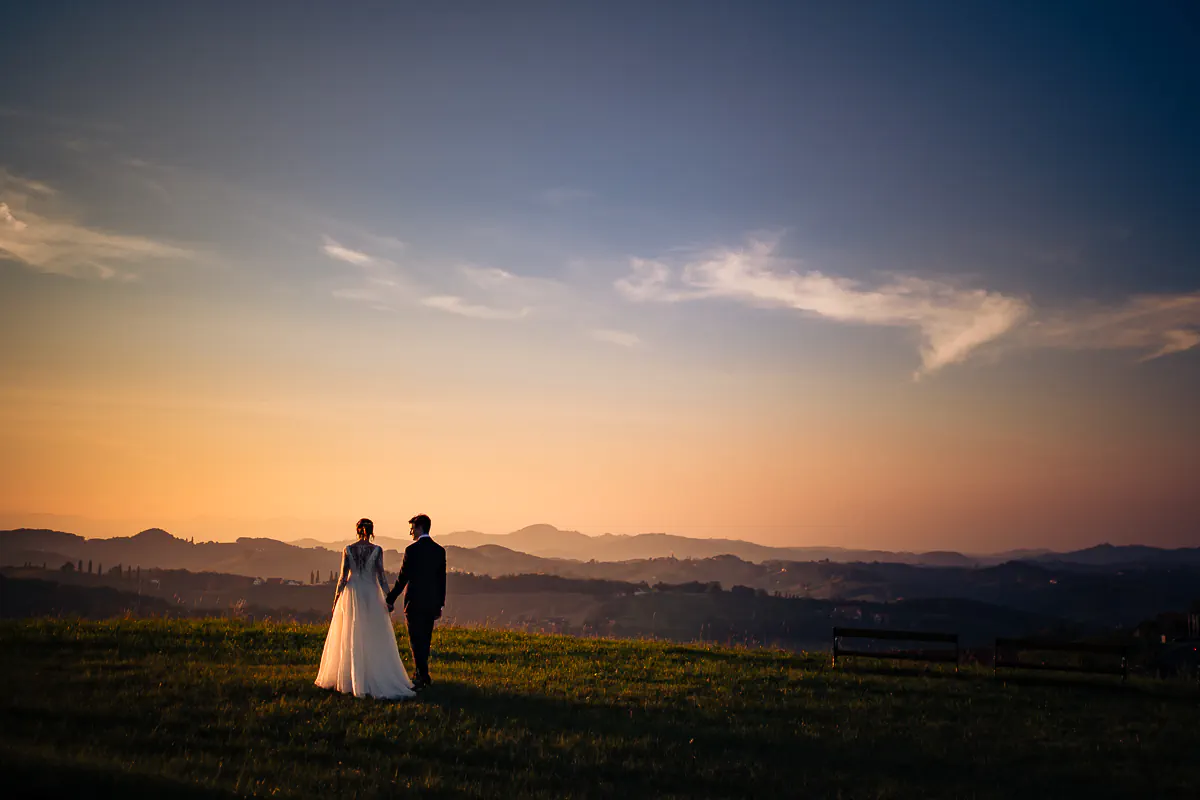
[1,619,1196,798]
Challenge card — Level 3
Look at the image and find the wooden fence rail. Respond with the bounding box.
[832,627,959,671]
[994,637,1130,681]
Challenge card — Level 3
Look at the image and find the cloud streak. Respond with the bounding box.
[617,236,1030,376]
[1024,292,1200,362]
[591,328,641,347]
[0,169,192,280]
[421,295,531,320]
[321,236,375,266]
[417,264,566,321]
[323,238,554,322]
[617,235,1200,374]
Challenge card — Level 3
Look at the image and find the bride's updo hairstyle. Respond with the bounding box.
[356,518,374,540]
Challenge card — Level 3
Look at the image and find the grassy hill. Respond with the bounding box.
[1,620,1196,799]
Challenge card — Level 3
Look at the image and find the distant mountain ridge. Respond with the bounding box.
[1027,543,1200,567]
[296,524,986,565]
[1,527,347,583]
[291,524,1199,567]
[5,526,1197,591]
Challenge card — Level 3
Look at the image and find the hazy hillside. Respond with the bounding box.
[277,524,1200,567]
[292,524,988,564]
[2,528,347,583]
[438,525,994,565]
[1030,543,1200,568]
[324,525,1199,568]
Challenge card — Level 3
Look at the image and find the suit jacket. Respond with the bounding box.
[386,536,446,615]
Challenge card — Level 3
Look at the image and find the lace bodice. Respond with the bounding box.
[333,542,388,599]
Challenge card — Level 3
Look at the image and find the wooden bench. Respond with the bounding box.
[832,627,959,671]
[993,638,1130,682]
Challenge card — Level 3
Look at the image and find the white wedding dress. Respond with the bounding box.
[315,541,415,699]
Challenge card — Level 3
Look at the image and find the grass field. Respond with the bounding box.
[1,619,1197,798]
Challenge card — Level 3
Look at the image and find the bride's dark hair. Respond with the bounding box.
[356,518,374,539]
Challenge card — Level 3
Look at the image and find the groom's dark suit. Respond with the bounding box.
[386,535,446,685]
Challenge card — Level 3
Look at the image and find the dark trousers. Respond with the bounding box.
[405,610,437,680]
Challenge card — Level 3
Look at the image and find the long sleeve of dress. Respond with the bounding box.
[375,546,388,595]
[332,547,350,604]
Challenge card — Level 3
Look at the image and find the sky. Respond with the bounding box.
[1,1,1198,551]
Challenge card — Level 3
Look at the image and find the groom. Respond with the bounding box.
[386,513,446,690]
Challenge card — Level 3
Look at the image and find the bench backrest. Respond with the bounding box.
[995,638,1128,656]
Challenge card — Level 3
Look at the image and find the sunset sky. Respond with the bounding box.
[2,2,1198,551]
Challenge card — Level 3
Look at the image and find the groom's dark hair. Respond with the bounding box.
[409,514,431,534]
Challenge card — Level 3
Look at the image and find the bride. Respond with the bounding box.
[315,518,415,699]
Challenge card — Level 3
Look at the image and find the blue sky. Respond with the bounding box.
[1,2,1198,546]
[4,2,1198,298]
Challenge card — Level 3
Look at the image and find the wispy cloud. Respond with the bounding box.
[0,168,192,280]
[591,328,641,347]
[323,235,558,322]
[321,235,376,266]
[4,173,56,197]
[417,263,567,321]
[1024,292,1200,361]
[461,265,518,289]
[617,234,1200,374]
[0,202,27,231]
[331,285,399,312]
[421,295,531,320]
[616,257,693,302]
[617,236,1030,376]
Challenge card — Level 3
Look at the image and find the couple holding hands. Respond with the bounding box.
[314,515,446,699]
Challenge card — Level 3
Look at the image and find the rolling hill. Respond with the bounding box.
[2,619,1196,798]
